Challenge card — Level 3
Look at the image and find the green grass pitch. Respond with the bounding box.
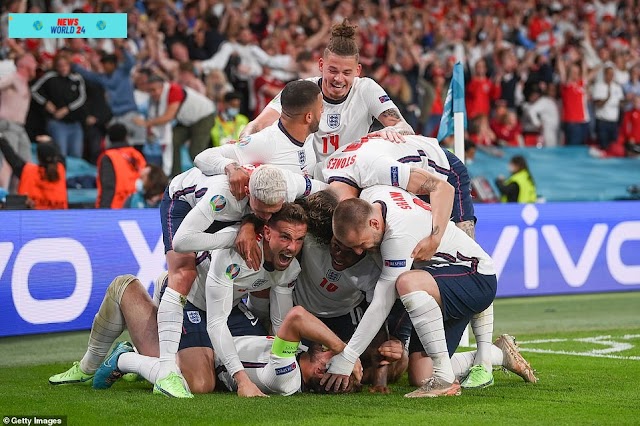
[1,291,639,425]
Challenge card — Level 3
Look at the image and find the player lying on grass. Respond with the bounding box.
[49,273,363,396]
[157,163,326,395]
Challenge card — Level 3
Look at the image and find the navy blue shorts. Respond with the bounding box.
[318,298,369,342]
[443,149,475,224]
[315,299,411,346]
[179,303,268,351]
[408,264,497,356]
[160,188,241,254]
[160,188,192,254]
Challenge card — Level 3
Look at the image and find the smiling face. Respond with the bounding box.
[263,220,307,271]
[319,52,361,100]
[329,236,365,271]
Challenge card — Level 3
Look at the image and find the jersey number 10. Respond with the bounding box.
[319,278,339,292]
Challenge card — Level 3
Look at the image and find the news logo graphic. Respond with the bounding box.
[8,13,127,39]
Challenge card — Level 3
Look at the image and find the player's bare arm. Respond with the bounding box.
[369,108,415,143]
[456,219,476,240]
[407,169,455,261]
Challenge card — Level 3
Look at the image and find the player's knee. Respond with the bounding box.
[169,268,197,294]
[285,305,308,323]
[107,274,140,305]
[188,376,215,394]
[395,271,423,296]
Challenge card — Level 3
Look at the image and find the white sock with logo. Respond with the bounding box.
[471,303,494,372]
[157,287,186,378]
[401,291,455,384]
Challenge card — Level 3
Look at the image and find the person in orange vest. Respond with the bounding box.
[0,134,68,210]
[96,124,146,209]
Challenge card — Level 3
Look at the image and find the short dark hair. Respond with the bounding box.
[147,75,165,85]
[144,164,168,199]
[107,123,128,143]
[267,202,309,228]
[298,189,339,245]
[224,91,243,103]
[280,80,321,117]
[100,53,117,64]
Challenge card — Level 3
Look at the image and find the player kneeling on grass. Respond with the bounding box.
[50,273,362,395]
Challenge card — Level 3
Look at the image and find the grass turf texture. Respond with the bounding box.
[1,292,639,425]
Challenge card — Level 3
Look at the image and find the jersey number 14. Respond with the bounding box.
[322,134,340,153]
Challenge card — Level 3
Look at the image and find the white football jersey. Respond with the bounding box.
[152,251,211,311]
[322,135,450,188]
[268,77,397,165]
[359,186,495,279]
[194,120,317,176]
[293,236,381,317]
[215,335,302,396]
[208,241,301,299]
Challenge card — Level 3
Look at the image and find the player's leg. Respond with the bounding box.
[395,270,460,398]
[444,149,498,377]
[427,266,497,389]
[158,191,198,380]
[49,274,138,385]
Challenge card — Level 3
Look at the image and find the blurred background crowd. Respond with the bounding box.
[1,0,639,210]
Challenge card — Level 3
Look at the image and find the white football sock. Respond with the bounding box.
[79,276,132,374]
[157,287,186,378]
[401,291,455,383]
[118,352,162,384]
[471,303,494,371]
[451,345,504,380]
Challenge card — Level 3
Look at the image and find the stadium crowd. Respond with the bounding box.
[1,0,640,210]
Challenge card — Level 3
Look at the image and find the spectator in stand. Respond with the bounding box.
[556,55,590,146]
[0,53,37,164]
[521,85,561,147]
[205,68,234,103]
[253,65,286,119]
[31,53,87,158]
[466,59,501,120]
[82,79,113,164]
[420,66,446,138]
[96,124,146,209]
[490,100,523,147]
[623,65,640,110]
[0,134,67,210]
[0,53,37,191]
[495,155,537,204]
[381,71,418,133]
[210,91,248,147]
[619,95,640,157]
[187,16,225,61]
[124,164,168,208]
[592,64,625,155]
[135,75,215,176]
[71,40,145,148]
[199,26,294,116]
[176,61,207,95]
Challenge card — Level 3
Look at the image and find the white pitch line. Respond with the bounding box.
[518,348,640,361]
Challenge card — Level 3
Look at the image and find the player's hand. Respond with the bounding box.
[367,127,406,143]
[227,167,250,200]
[353,358,364,383]
[235,224,261,271]
[411,234,440,262]
[237,381,269,398]
[321,372,351,393]
[377,339,404,365]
